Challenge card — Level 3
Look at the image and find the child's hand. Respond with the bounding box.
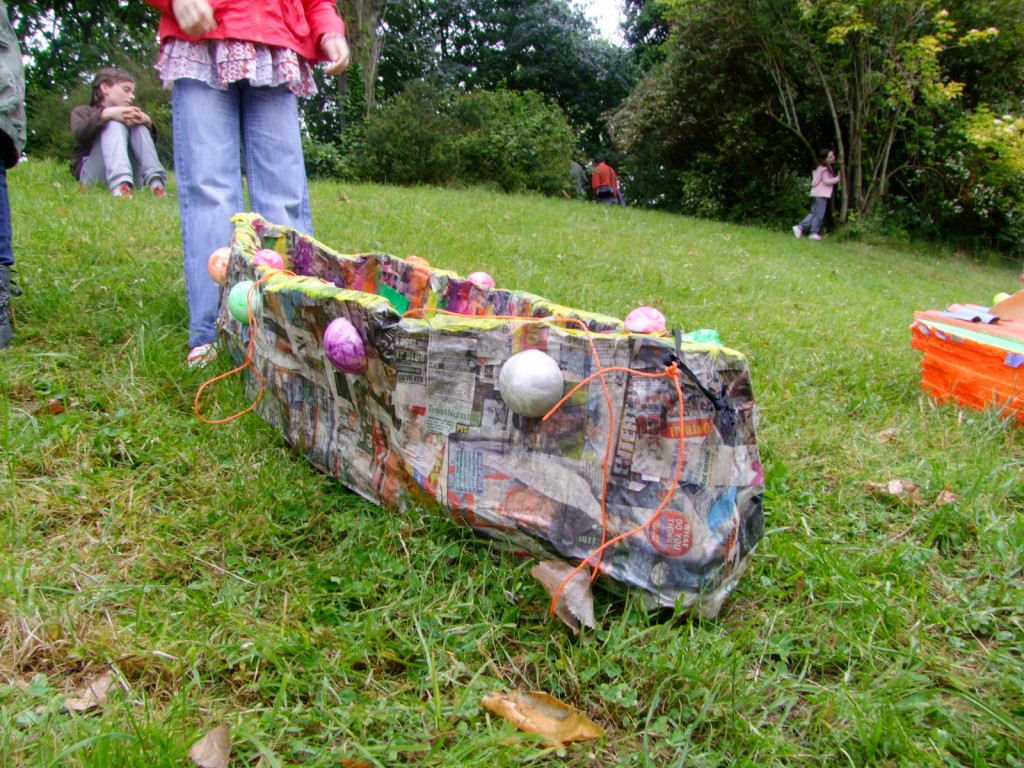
[103,106,152,128]
[172,0,217,37]
[321,34,351,75]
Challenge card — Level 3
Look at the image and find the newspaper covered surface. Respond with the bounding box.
[218,214,765,615]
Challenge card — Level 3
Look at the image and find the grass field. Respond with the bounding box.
[1,158,1022,767]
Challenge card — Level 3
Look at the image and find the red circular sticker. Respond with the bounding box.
[648,510,693,557]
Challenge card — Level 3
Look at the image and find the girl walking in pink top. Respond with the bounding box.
[793,149,840,241]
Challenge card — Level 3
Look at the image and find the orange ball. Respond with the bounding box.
[207,247,231,286]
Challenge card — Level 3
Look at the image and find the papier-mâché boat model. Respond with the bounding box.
[213,213,765,616]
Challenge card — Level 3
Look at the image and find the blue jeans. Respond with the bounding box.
[798,196,829,235]
[78,122,166,191]
[0,164,11,267]
[172,78,313,348]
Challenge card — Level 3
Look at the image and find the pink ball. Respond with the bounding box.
[253,248,285,270]
[624,306,666,333]
[207,246,231,286]
[467,271,495,288]
[324,317,367,373]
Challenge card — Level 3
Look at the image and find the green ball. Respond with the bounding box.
[228,280,262,323]
[993,292,1012,305]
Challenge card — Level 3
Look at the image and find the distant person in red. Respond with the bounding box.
[591,156,624,206]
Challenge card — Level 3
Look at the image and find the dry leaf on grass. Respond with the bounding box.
[933,488,958,506]
[63,670,115,713]
[865,479,924,507]
[876,427,900,443]
[189,723,231,768]
[482,690,604,746]
[530,560,595,634]
[340,760,373,768]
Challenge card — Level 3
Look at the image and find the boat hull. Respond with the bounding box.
[218,214,765,615]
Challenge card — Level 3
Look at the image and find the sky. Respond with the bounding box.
[579,0,625,44]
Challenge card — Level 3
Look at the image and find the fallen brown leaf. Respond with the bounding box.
[340,760,373,768]
[46,398,66,415]
[64,670,115,712]
[876,427,900,443]
[482,690,604,746]
[530,560,595,634]
[189,724,231,768]
[933,488,958,506]
[865,479,924,507]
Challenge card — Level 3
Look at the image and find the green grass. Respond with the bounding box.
[1,158,1022,767]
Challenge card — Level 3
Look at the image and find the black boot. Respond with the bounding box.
[0,264,12,348]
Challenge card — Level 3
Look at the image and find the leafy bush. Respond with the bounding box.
[449,90,574,195]
[900,106,1024,257]
[356,80,457,186]
[302,138,346,180]
[353,81,573,196]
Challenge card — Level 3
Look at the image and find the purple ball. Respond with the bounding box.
[324,317,367,373]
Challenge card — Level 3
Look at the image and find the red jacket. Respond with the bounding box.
[591,162,618,194]
[144,0,345,63]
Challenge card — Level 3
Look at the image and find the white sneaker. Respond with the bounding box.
[792,226,802,239]
[809,233,822,240]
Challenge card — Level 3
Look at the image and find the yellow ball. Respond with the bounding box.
[993,292,1011,305]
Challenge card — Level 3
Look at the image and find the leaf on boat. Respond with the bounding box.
[865,479,924,507]
[189,723,231,768]
[530,560,595,634]
[481,690,605,746]
[63,670,115,712]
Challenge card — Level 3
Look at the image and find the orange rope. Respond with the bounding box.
[193,270,284,425]
[545,362,685,618]
[402,306,689,618]
[401,307,619,577]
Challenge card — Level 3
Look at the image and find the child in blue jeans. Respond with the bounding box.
[70,68,168,199]
[793,149,840,240]
[144,0,350,367]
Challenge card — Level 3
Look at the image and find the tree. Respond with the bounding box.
[761,0,996,220]
[340,0,390,114]
[622,0,670,70]
[10,1,161,96]
[608,2,801,216]
[374,0,636,154]
[611,0,1002,225]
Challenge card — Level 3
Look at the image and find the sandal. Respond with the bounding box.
[187,343,218,368]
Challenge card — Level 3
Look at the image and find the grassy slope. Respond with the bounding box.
[1,159,1022,766]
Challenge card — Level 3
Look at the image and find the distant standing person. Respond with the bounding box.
[0,1,25,349]
[591,157,624,206]
[569,158,587,200]
[793,149,840,240]
[70,68,168,199]
[143,0,350,368]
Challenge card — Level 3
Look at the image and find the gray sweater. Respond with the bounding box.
[0,3,24,168]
